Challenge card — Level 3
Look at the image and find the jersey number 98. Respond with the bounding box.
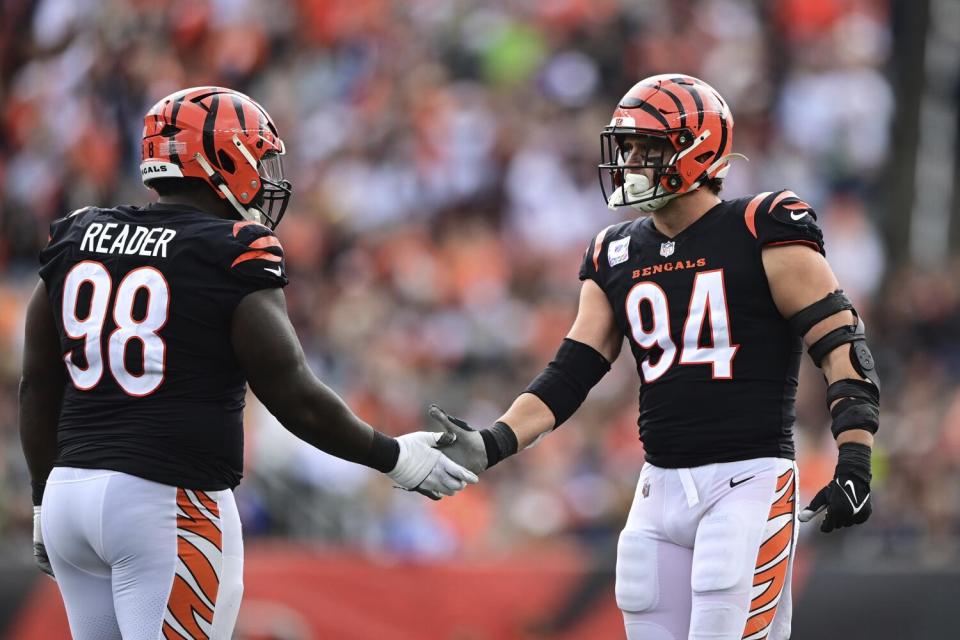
[61,261,169,396]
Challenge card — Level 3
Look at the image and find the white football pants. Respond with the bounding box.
[41,467,244,640]
[616,458,798,640]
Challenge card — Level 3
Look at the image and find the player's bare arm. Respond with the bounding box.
[430,279,621,474]
[762,243,880,531]
[232,287,477,497]
[19,281,66,577]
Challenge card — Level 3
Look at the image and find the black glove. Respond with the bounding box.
[427,405,519,475]
[799,442,872,532]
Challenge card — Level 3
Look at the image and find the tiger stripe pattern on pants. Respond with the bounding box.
[742,468,797,640]
[163,489,224,639]
[41,468,244,640]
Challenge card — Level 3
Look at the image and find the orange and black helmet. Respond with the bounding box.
[140,87,292,229]
[599,74,735,212]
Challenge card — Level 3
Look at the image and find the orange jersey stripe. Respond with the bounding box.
[592,225,612,271]
[743,191,773,238]
[232,219,267,237]
[248,235,281,250]
[233,220,257,237]
[230,249,282,268]
[767,190,795,212]
[764,240,821,252]
[743,192,772,239]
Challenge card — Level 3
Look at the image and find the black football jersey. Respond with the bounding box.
[580,190,825,468]
[38,203,288,490]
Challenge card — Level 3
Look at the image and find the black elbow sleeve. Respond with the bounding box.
[790,290,881,389]
[789,291,881,438]
[524,339,611,428]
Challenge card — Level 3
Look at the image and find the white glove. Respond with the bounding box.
[33,506,55,579]
[387,432,479,500]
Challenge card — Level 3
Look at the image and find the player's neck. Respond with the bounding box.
[649,189,722,238]
[156,192,236,221]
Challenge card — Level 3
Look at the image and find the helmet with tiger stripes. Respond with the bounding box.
[599,74,737,213]
[140,87,292,229]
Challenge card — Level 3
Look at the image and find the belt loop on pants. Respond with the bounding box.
[677,468,700,508]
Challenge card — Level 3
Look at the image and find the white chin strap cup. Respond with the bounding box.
[607,173,682,213]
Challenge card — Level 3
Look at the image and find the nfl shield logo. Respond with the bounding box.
[642,479,650,498]
[660,241,675,257]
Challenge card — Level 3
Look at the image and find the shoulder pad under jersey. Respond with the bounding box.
[742,190,825,255]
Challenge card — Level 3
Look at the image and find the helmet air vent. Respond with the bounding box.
[217,149,236,174]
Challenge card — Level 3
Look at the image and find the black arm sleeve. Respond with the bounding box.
[524,338,611,427]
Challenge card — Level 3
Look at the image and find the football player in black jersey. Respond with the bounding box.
[19,86,477,640]
[431,74,879,640]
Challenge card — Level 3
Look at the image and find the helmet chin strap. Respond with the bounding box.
[607,173,683,213]
[193,152,265,225]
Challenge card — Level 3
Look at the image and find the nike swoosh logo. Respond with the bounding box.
[790,211,808,220]
[838,479,870,514]
[729,474,755,488]
[264,266,283,277]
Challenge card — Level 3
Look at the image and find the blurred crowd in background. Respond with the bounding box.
[1,0,957,568]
